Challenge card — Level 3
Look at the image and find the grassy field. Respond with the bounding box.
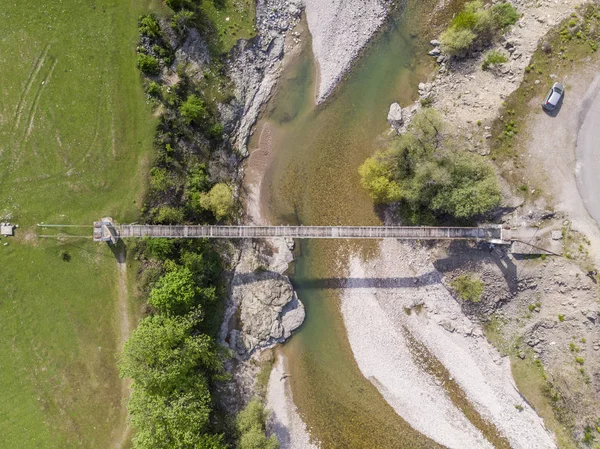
[200,0,256,53]
[0,1,164,447]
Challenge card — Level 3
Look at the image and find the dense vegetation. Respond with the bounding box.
[440,1,520,56]
[120,239,228,449]
[359,109,501,223]
[119,2,274,448]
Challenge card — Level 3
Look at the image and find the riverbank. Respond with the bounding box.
[340,239,556,449]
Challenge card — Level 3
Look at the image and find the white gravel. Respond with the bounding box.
[304,0,390,103]
[266,356,320,449]
[340,239,557,449]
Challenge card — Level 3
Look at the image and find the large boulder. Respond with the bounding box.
[223,239,305,357]
[387,102,404,133]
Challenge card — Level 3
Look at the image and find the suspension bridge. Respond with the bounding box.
[84,218,511,245]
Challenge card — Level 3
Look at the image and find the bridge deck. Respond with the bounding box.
[94,223,506,242]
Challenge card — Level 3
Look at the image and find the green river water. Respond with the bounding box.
[258,3,452,448]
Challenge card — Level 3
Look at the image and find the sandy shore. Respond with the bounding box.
[304,0,390,103]
[340,239,557,449]
[266,355,320,449]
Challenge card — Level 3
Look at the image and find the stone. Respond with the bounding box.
[587,311,596,322]
[430,39,440,47]
[552,230,563,241]
[387,102,404,132]
[439,319,456,333]
[428,48,441,57]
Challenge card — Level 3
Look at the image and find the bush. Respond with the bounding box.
[440,27,476,56]
[155,205,185,224]
[236,399,279,449]
[150,167,173,192]
[194,183,235,220]
[146,81,162,97]
[451,273,484,303]
[491,3,520,29]
[171,10,195,36]
[440,1,519,56]
[139,14,161,38]
[180,94,207,125]
[482,50,508,70]
[137,53,160,75]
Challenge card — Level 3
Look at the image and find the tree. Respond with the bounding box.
[119,313,222,394]
[180,94,206,125]
[358,156,402,204]
[358,109,501,220]
[149,264,198,315]
[194,183,235,220]
[139,15,161,38]
[155,205,185,224]
[236,399,279,449]
[128,381,227,449]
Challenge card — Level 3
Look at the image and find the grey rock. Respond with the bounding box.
[430,39,441,47]
[428,47,441,57]
[552,230,563,240]
[439,319,456,333]
[387,102,404,132]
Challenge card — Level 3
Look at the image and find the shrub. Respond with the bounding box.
[194,183,235,220]
[491,3,520,30]
[575,357,585,365]
[236,399,279,449]
[451,273,484,303]
[150,167,173,192]
[180,94,206,125]
[155,206,185,224]
[558,314,565,322]
[147,81,162,97]
[482,50,508,70]
[139,14,161,38]
[137,53,160,75]
[171,10,195,36]
[440,27,476,56]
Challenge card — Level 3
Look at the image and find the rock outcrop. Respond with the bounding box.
[222,238,305,357]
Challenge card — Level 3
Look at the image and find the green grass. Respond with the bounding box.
[199,0,256,53]
[0,0,163,447]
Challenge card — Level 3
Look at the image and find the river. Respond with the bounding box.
[252,2,448,448]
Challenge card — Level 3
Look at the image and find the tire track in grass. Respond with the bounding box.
[14,44,50,130]
[25,58,58,142]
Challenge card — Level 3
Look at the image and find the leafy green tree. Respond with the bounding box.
[358,156,402,204]
[128,380,227,449]
[194,183,235,220]
[119,312,222,394]
[149,264,198,315]
[180,94,206,125]
[236,399,279,449]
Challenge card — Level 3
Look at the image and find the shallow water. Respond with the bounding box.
[257,3,447,448]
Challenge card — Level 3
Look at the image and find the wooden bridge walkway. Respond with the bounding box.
[94,220,509,244]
